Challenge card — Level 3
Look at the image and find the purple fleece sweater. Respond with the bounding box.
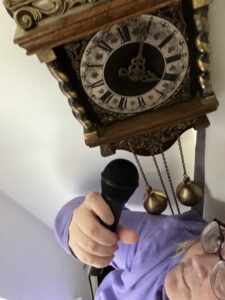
[54,196,207,300]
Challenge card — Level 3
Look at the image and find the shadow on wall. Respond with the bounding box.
[204,185,225,222]
[0,190,91,300]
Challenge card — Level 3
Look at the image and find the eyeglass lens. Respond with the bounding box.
[201,221,222,253]
[212,263,225,300]
[202,221,225,300]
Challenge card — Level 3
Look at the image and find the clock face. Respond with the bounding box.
[80,14,189,114]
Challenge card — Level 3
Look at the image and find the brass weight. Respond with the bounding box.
[144,187,168,215]
[176,176,203,206]
[176,137,204,207]
[130,146,169,215]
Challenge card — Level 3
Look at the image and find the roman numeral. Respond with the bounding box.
[118,25,131,42]
[145,17,153,36]
[165,53,182,64]
[158,31,175,49]
[97,41,113,53]
[100,90,113,103]
[90,80,104,88]
[163,73,179,81]
[85,63,103,68]
[138,96,146,107]
[154,89,165,97]
[119,97,128,109]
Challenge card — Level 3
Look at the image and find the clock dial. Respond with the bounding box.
[80,14,189,114]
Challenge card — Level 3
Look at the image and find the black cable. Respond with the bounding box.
[88,275,94,300]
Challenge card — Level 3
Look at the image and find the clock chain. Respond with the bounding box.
[129,142,174,215]
[178,137,188,181]
[128,137,204,214]
[161,151,181,214]
[152,155,174,215]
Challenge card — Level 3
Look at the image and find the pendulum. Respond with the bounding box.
[135,154,168,215]
[129,144,168,215]
[176,137,203,206]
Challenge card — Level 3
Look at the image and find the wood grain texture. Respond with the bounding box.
[85,95,218,147]
[14,0,179,55]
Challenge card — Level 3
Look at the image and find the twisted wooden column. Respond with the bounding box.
[46,58,96,134]
[193,0,213,97]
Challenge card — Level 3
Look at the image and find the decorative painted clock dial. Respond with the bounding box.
[80,14,189,114]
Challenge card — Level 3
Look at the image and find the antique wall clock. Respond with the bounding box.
[3,0,218,156]
[3,0,218,214]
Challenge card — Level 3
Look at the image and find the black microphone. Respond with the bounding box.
[83,158,139,276]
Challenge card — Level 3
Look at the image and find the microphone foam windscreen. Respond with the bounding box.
[101,159,139,203]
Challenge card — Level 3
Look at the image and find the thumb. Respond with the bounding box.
[117,223,139,244]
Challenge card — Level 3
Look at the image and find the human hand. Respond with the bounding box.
[68,192,139,268]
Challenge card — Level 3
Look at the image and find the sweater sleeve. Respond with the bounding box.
[110,209,166,270]
[54,195,166,270]
[54,196,85,255]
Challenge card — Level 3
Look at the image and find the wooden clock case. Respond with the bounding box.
[3,0,218,156]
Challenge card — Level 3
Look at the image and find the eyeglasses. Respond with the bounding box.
[201,219,225,300]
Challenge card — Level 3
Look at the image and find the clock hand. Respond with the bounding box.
[119,59,159,83]
[128,24,160,82]
[128,57,145,81]
[119,24,147,81]
[118,67,128,77]
[119,23,160,83]
[136,32,145,61]
[141,70,160,83]
[127,30,147,81]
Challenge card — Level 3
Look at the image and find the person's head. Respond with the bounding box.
[165,219,225,300]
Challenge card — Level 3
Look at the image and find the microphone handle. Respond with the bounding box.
[83,196,124,276]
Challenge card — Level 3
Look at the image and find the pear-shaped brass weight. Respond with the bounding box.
[176,177,203,206]
[143,187,168,215]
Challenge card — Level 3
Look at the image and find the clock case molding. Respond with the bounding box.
[4,0,218,157]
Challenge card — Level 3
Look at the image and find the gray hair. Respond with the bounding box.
[173,235,201,258]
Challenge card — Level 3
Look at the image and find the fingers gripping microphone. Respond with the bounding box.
[83,159,139,276]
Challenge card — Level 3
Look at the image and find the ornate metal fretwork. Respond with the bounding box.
[155,2,186,34]
[100,116,210,157]
[153,2,191,109]
[64,39,90,81]
[3,0,102,30]
[47,59,96,133]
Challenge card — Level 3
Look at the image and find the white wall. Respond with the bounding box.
[0,190,91,300]
[204,0,225,221]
